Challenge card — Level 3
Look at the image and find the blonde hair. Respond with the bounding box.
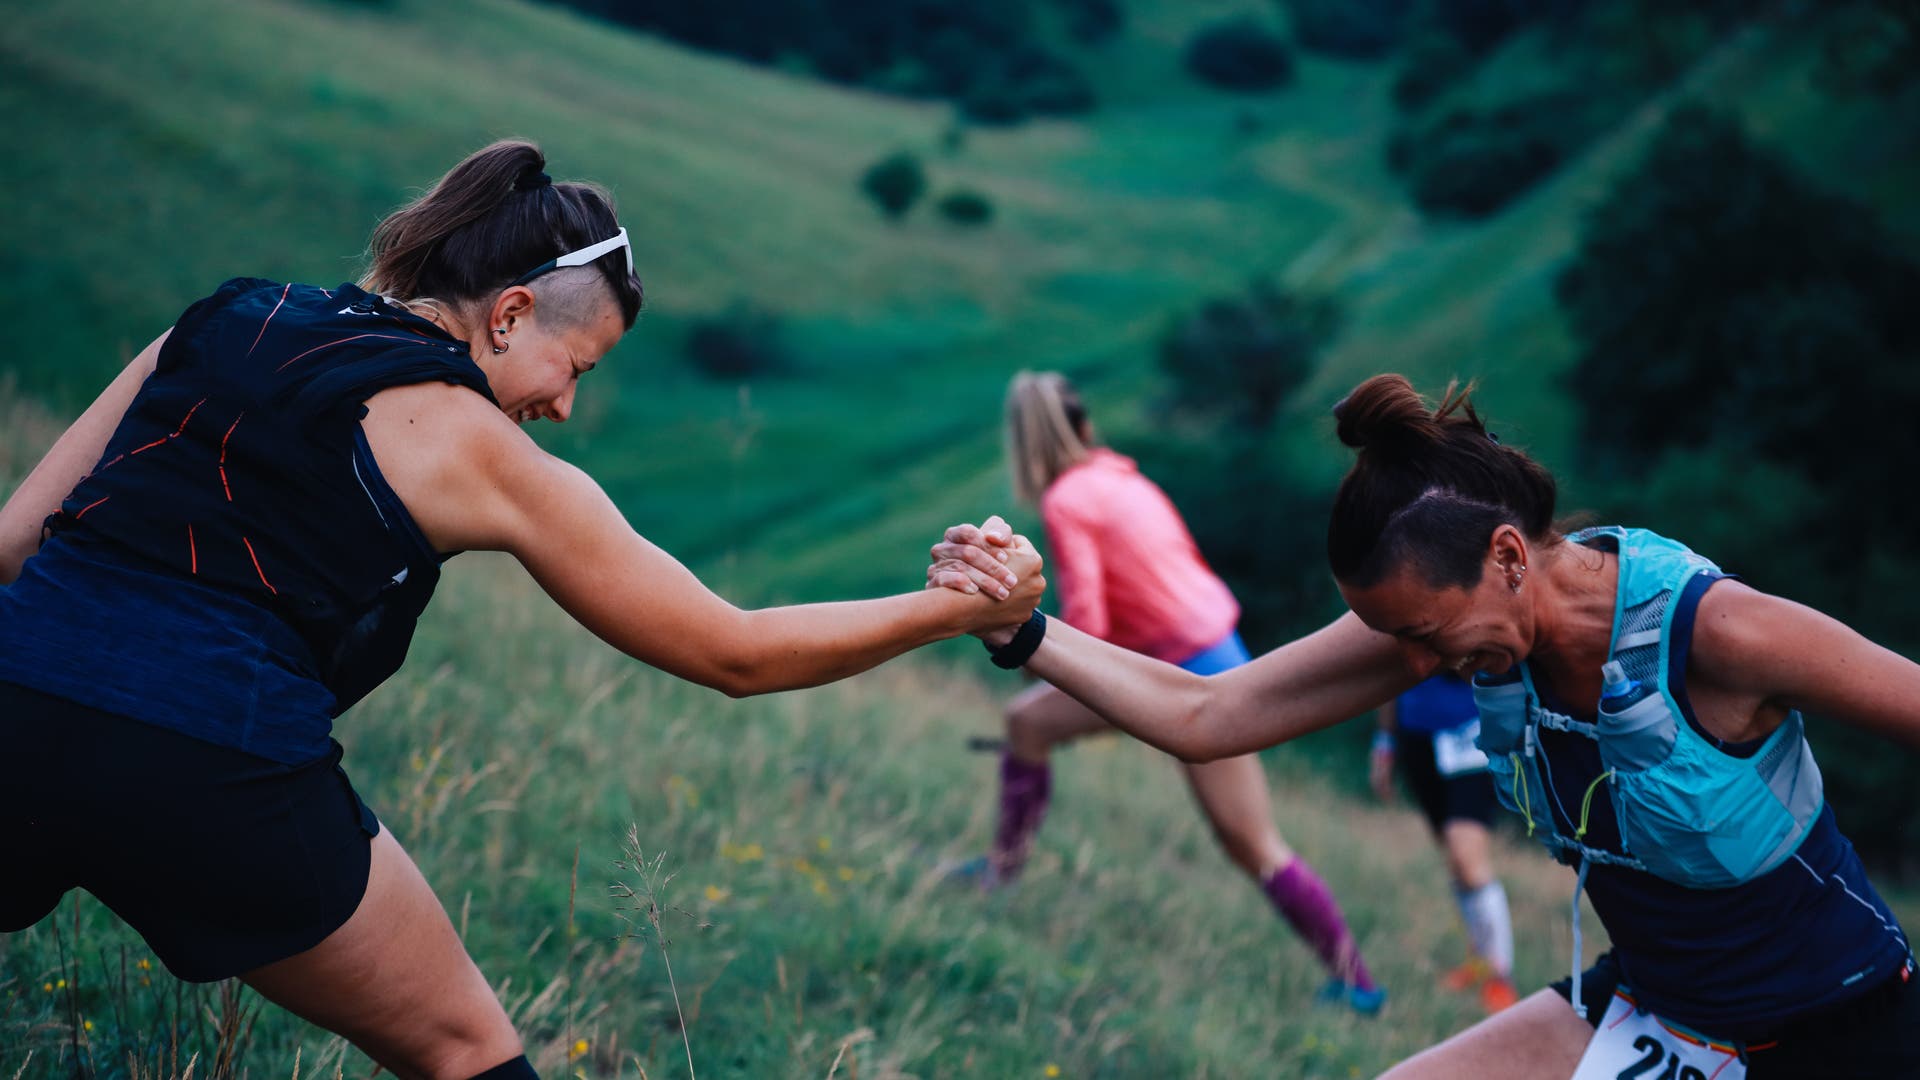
[1004,371,1095,505]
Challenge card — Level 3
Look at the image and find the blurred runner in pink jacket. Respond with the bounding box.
[963,370,1384,1014]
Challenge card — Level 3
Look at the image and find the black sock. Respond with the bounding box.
[467,1055,539,1080]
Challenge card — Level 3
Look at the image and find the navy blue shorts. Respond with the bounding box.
[1553,951,1920,1078]
[0,681,379,981]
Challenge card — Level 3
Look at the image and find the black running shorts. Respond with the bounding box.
[0,681,379,981]
[1394,728,1499,836]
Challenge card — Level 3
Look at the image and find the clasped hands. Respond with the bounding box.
[925,515,1045,647]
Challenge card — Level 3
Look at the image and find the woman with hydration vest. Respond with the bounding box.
[930,373,1917,1078]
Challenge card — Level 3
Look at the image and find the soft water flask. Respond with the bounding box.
[1596,660,1674,772]
[1471,667,1527,753]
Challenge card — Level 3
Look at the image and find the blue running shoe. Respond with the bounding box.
[1317,980,1387,1016]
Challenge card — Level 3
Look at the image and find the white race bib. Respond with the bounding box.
[1570,991,1746,1080]
[1433,719,1490,777]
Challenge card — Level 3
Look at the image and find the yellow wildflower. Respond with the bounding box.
[1045,1065,1062,1078]
[569,1038,589,1060]
[837,866,855,882]
[136,958,152,971]
[704,884,731,903]
[816,836,832,852]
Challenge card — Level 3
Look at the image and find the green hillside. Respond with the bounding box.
[6,0,1912,604]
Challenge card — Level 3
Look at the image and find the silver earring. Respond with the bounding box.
[491,328,509,355]
[1510,564,1527,593]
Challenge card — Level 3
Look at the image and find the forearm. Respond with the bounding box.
[1021,617,1217,760]
[719,588,985,697]
[1024,611,1416,763]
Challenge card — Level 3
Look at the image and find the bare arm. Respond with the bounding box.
[0,332,167,583]
[932,519,1419,761]
[362,383,1043,698]
[1019,608,1420,762]
[1690,580,1920,749]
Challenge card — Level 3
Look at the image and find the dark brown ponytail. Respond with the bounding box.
[360,140,643,328]
[1327,374,1559,588]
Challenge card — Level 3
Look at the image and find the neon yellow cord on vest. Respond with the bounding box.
[1576,770,1616,842]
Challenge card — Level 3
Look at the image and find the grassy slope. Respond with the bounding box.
[17,546,1896,1079]
[4,3,1915,600]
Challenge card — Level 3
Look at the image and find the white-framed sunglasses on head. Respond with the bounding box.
[508,227,632,287]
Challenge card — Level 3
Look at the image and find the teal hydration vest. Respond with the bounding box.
[1473,528,1827,1018]
[1473,527,1824,889]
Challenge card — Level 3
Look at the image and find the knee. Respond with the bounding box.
[1005,700,1051,760]
[396,1022,525,1080]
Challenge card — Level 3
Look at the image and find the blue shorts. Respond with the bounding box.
[1174,629,1250,675]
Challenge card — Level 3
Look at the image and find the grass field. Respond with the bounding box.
[6,1,1920,1075]
[4,391,1918,1076]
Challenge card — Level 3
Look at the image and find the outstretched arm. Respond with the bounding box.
[1691,580,1920,749]
[362,383,1044,698]
[0,332,167,583]
[932,520,1418,761]
[1017,609,1416,762]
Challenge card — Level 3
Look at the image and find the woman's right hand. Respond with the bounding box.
[926,515,1020,599]
[930,518,1045,642]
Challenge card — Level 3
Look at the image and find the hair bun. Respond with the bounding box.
[1333,373,1432,453]
[515,167,552,192]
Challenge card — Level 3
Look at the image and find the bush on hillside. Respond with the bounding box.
[1055,0,1125,44]
[1392,91,1594,218]
[936,190,995,226]
[1184,18,1295,93]
[1282,0,1414,60]
[944,46,1098,125]
[1157,279,1337,431]
[860,152,926,221]
[1557,105,1920,867]
[1818,0,1920,96]
[686,302,791,379]
[1391,33,1477,110]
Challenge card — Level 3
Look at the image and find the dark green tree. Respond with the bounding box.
[686,301,790,379]
[859,152,927,221]
[1557,104,1920,868]
[1184,17,1294,93]
[1281,0,1415,60]
[1157,280,1337,431]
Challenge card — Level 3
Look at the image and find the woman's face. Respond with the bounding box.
[488,299,626,425]
[1339,546,1534,681]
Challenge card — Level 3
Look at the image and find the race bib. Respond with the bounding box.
[1433,720,1490,777]
[1570,991,1746,1080]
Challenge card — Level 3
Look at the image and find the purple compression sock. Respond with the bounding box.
[1262,859,1376,991]
[990,752,1052,883]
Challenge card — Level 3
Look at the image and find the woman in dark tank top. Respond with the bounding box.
[0,140,1046,1080]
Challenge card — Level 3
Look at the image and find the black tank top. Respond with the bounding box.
[43,278,494,715]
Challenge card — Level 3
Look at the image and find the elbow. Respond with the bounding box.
[704,660,767,699]
[1162,691,1231,764]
